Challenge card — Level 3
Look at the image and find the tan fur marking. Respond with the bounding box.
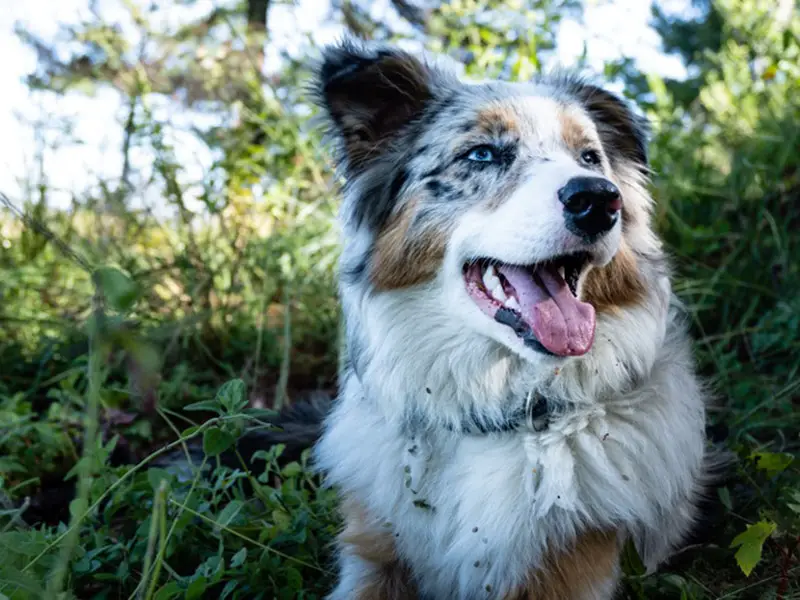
[371,198,448,290]
[558,108,594,153]
[476,105,520,136]
[339,497,417,600]
[340,498,397,564]
[505,530,620,600]
[581,245,647,314]
[354,563,417,600]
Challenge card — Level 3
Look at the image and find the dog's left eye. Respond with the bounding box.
[466,146,496,163]
[580,149,602,166]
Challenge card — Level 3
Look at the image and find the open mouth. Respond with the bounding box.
[463,253,596,357]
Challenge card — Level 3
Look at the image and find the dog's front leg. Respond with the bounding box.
[327,550,416,600]
[327,498,417,600]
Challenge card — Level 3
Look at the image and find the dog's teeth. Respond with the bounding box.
[505,297,520,311]
[483,266,500,291]
[558,266,566,279]
[491,284,507,302]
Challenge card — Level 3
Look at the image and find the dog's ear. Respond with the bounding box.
[569,82,650,171]
[313,39,443,173]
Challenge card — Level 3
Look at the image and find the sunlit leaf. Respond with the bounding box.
[730,520,776,577]
[751,452,794,478]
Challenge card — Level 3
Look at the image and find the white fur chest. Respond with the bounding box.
[316,357,706,600]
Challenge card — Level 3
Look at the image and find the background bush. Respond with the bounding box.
[0,0,798,598]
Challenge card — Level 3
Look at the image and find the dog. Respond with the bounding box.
[310,38,709,599]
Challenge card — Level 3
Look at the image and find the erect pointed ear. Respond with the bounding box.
[568,81,650,172]
[313,39,444,174]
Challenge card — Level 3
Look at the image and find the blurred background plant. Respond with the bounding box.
[0,0,797,598]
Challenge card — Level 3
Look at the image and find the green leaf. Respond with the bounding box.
[153,581,182,600]
[93,266,139,312]
[230,547,247,568]
[202,427,235,457]
[184,400,223,415]
[0,458,26,474]
[285,566,303,590]
[73,555,100,574]
[147,468,173,492]
[751,452,794,478]
[281,461,302,478]
[181,425,201,437]
[620,537,647,577]
[216,500,244,528]
[661,574,689,590]
[730,520,776,576]
[220,580,238,599]
[186,576,207,600]
[69,498,88,520]
[215,379,247,414]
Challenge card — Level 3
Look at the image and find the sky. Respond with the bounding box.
[0,0,692,212]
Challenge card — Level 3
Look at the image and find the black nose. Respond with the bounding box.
[558,176,622,240]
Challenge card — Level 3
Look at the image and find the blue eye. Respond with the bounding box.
[467,146,496,163]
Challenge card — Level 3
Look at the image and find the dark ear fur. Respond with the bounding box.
[567,80,650,172]
[313,39,439,173]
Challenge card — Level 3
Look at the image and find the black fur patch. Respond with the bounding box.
[389,168,410,202]
[414,144,431,157]
[424,179,457,201]
[348,169,399,231]
[421,165,445,180]
[312,39,437,176]
[312,41,461,232]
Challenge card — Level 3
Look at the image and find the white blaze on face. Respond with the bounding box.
[443,93,624,359]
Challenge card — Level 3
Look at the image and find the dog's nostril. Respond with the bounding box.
[562,192,594,216]
[558,176,622,239]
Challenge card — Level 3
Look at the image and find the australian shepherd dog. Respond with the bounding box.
[310,38,709,600]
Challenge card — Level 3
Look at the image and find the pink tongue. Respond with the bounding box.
[497,265,596,356]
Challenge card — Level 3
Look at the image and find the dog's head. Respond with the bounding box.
[314,39,656,369]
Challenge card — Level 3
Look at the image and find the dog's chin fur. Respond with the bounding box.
[312,38,709,600]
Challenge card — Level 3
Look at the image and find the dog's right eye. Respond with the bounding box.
[466,146,496,163]
[580,149,602,166]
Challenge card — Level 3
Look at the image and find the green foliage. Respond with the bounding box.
[1,0,799,598]
[0,379,339,599]
[616,2,800,596]
[730,521,777,577]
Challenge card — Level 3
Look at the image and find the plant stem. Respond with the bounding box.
[46,297,103,595]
